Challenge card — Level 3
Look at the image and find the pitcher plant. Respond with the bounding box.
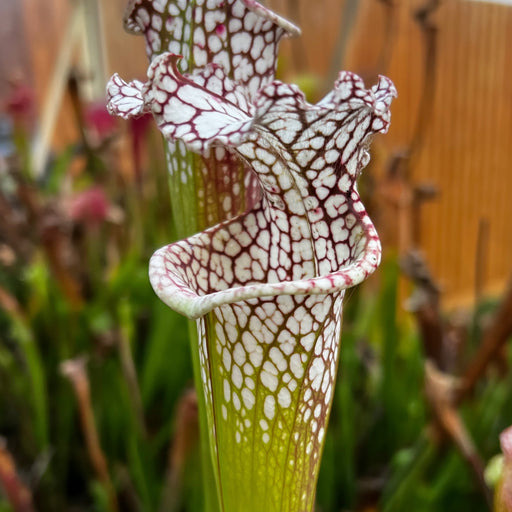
[107,1,396,510]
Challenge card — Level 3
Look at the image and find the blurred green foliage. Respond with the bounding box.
[0,116,511,512]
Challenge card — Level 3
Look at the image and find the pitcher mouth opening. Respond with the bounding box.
[149,215,380,319]
[108,46,395,322]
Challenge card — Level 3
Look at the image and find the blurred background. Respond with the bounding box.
[0,0,511,511]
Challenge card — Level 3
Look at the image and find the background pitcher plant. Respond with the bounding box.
[121,0,300,235]
[108,1,396,510]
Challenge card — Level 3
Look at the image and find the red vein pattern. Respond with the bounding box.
[108,46,396,509]
[123,0,299,93]
[121,0,300,229]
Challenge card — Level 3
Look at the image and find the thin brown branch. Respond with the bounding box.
[0,439,35,512]
[378,0,441,250]
[404,253,505,509]
[382,0,442,178]
[325,0,360,89]
[425,361,493,508]
[61,358,118,512]
[159,389,199,512]
[456,278,512,403]
[375,0,399,74]
[385,0,441,184]
[407,0,441,172]
[402,250,448,370]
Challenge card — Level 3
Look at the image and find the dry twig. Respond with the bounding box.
[457,278,512,403]
[61,357,118,512]
[0,439,35,512]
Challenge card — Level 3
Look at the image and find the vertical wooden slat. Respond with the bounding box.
[411,0,512,304]
[100,0,148,80]
[21,0,77,150]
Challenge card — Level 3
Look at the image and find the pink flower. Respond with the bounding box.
[85,102,118,143]
[68,186,110,226]
[5,81,35,131]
